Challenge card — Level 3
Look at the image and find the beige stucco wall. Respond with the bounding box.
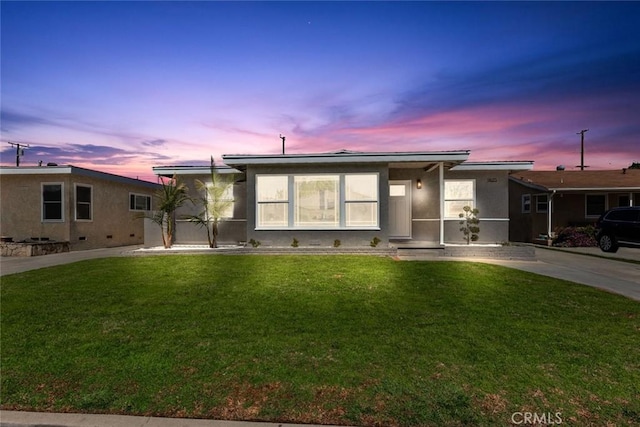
[1,171,158,250]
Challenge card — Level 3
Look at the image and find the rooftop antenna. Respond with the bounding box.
[576,129,589,170]
[280,134,286,155]
[7,142,30,167]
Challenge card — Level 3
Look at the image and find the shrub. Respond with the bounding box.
[333,239,341,248]
[370,237,381,247]
[249,239,261,248]
[291,238,299,248]
[553,226,597,247]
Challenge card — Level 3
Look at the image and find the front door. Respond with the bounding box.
[389,180,411,239]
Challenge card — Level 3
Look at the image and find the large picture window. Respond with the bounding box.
[42,183,63,221]
[256,174,378,229]
[294,175,339,227]
[444,180,475,218]
[75,184,92,221]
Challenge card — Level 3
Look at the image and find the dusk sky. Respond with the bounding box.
[1,1,639,181]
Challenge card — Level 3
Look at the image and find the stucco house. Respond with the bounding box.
[509,168,640,243]
[153,150,533,248]
[0,165,160,251]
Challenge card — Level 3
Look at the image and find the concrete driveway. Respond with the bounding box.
[485,247,640,301]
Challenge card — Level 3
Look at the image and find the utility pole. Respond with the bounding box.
[280,134,286,155]
[576,129,589,171]
[7,142,29,167]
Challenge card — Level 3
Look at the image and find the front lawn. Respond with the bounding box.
[1,255,638,426]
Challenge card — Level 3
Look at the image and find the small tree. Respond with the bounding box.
[459,206,480,245]
[186,158,235,248]
[141,175,189,248]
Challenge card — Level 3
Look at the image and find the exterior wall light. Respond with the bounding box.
[416,179,422,189]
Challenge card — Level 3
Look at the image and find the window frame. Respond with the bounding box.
[74,183,93,221]
[42,182,64,222]
[344,174,379,227]
[255,173,379,230]
[585,194,608,218]
[129,193,152,212]
[536,194,548,213]
[443,179,475,219]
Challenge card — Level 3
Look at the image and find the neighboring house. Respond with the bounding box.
[509,168,640,243]
[153,150,533,247]
[0,165,160,250]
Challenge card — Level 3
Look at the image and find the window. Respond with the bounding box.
[618,195,630,207]
[522,194,531,213]
[75,184,92,220]
[294,175,339,227]
[536,195,548,213]
[345,174,378,227]
[206,184,235,219]
[257,175,288,227]
[42,183,63,221]
[256,174,379,229]
[586,194,607,218]
[444,180,475,218]
[130,193,151,211]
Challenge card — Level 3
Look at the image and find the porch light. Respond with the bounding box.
[416,179,422,189]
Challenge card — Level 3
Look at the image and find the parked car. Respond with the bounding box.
[595,206,640,252]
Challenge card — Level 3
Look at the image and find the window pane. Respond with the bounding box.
[258,203,288,227]
[444,200,473,218]
[346,202,377,226]
[445,181,473,199]
[346,175,377,201]
[389,184,405,197]
[44,202,62,220]
[257,176,288,201]
[43,185,61,202]
[76,204,91,220]
[294,176,339,227]
[76,186,91,203]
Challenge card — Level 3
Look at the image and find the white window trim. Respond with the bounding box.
[42,182,64,222]
[443,179,476,219]
[585,193,608,218]
[129,193,152,211]
[522,194,531,214]
[74,183,93,222]
[255,173,380,230]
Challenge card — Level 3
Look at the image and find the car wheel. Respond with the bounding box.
[598,234,619,253]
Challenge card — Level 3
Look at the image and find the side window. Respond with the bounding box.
[536,195,548,213]
[75,184,92,221]
[522,194,531,213]
[130,193,152,211]
[42,183,64,221]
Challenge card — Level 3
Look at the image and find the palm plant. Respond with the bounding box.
[143,176,189,248]
[186,160,236,248]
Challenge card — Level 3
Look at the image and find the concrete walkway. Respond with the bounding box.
[0,411,346,427]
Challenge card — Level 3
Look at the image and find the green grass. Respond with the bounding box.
[1,255,639,426]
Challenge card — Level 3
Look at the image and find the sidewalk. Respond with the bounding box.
[0,410,348,427]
